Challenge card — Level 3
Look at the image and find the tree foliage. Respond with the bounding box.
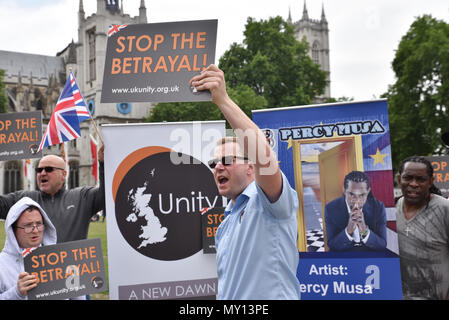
[219,16,327,108]
[385,15,449,170]
[146,85,267,127]
[0,69,7,113]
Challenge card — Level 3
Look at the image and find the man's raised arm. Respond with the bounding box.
[190,65,282,202]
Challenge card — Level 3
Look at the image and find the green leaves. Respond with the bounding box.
[219,16,326,108]
[386,15,449,170]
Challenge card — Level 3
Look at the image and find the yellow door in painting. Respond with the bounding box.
[292,135,363,252]
[318,136,364,251]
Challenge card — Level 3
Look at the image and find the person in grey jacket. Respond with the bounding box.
[0,145,105,243]
[0,197,57,299]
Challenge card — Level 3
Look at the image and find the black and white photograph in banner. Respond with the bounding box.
[0,111,42,161]
[23,238,108,300]
[201,207,225,254]
[101,19,217,103]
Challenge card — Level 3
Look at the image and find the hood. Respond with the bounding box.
[2,197,57,257]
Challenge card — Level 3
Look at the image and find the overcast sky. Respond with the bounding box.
[0,0,448,101]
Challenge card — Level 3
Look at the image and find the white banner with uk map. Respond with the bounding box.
[103,121,226,300]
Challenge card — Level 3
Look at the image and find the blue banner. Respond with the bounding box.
[297,252,402,299]
[253,100,402,300]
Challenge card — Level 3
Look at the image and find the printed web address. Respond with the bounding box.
[34,285,86,299]
[111,85,180,95]
[35,292,49,298]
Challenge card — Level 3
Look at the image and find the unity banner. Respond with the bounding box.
[101,19,217,103]
[253,99,403,300]
[103,121,226,300]
[0,111,42,161]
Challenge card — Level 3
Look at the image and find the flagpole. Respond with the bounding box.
[61,141,69,190]
[91,118,104,145]
[90,134,99,184]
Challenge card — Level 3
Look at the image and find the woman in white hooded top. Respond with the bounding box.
[0,197,57,300]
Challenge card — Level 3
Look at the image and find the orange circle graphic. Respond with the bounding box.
[112,146,172,202]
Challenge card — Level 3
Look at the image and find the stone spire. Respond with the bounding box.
[321,3,327,23]
[97,0,105,15]
[78,0,85,23]
[302,0,309,20]
[287,6,292,24]
[139,0,147,23]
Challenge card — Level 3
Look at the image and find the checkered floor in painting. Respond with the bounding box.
[306,229,325,252]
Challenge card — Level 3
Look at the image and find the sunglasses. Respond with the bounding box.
[208,156,248,169]
[35,166,65,173]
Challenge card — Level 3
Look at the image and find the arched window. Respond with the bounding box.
[3,161,22,193]
[88,28,96,81]
[312,41,320,65]
[8,97,16,112]
[34,89,43,111]
[36,99,43,110]
[68,161,79,189]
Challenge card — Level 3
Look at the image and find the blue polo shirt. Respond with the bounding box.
[215,172,300,300]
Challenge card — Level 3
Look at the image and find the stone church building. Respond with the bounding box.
[290,1,331,100]
[0,0,151,194]
[0,0,330,194]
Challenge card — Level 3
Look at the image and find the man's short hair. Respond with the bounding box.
[399,156,433,177]
[216,136,246,158]
[12,205,43,229]
[343,171,370,190]
[216,136,238,146]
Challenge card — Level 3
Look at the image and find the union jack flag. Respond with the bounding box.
[108,24,128,37]
[22,246,38,258]
[38,72,91,152]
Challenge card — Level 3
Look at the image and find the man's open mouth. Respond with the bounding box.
[218,177,228,185]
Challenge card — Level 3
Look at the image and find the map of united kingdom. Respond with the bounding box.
[126,170,168,248]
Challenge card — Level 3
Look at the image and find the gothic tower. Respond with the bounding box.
[290,1,331,101]
[0,0,151,194]
[58,0,152,187]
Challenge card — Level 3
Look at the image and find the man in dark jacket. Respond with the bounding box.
[0,145,105,243]
[324,170,387,252]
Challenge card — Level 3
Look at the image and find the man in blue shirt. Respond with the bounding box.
[191,65,300,300]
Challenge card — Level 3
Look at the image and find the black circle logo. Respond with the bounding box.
[91,276,104,289]
[114,150,221,261]
[29,144,39,154]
